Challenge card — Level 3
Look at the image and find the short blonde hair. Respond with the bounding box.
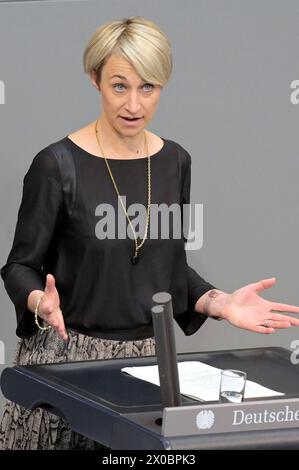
[82,16,173,87]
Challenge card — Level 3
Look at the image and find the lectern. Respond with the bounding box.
[1,293,299,449]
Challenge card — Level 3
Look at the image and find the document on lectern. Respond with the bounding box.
[121,361,284,402]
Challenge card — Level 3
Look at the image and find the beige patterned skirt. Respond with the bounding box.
[0,325,156,450]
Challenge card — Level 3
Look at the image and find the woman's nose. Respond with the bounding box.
[125,91,142,113]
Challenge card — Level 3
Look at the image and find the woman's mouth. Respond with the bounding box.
[120,116,143,126]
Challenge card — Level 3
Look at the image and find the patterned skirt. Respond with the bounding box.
[0,325,156,450]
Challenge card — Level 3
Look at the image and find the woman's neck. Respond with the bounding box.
[95,117,148,158]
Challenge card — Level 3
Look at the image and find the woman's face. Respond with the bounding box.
[91,54,162,136]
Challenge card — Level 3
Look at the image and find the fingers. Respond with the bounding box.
[244,319,290,334]
[262,320,291,329]
[52,315,68,341]
[252,277,276,293]
[41,307,68,342]
[271,303,299,314]
[258,317,299,332]
[56,309,68,341]
[58,327,68,342]
[254,325,275,334]
[51,320,68,342]
[269,312,299,326]
[44,273,56,294]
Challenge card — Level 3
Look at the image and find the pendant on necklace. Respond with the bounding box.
[131,253,139,265]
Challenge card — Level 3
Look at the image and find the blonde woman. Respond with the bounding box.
[1,16,299,450]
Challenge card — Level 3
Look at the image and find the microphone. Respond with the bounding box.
[151,292,181,409]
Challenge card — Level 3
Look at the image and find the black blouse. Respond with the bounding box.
[1,135,216,340]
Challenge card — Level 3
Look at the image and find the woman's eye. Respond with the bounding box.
[113,83,125,91]
[143,83,154,91]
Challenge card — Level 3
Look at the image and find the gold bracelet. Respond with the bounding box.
[34,294,52,331]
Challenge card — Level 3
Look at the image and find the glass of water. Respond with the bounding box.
[219,369,247,403]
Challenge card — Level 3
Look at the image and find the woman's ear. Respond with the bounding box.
[90,70,100,90]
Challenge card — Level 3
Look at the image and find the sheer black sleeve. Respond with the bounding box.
[175,149,216,335]
[1,147,64,338]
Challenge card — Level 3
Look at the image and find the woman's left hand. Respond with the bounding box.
[220,277,299,334]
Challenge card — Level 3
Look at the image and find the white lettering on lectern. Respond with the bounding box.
[232,406,299,426]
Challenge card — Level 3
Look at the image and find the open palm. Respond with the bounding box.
[222,278,299,334]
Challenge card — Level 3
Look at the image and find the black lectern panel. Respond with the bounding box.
[1,347,299,449]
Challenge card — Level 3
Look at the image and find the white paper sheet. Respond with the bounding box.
[121,361,284,402]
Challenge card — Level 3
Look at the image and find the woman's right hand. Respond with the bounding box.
[37,274,68,341]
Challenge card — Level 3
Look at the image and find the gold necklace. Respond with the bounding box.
[94,118,151,265]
